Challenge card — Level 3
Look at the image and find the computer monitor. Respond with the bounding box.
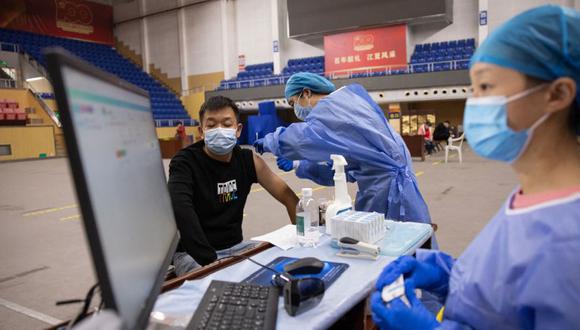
[45,48,178,330]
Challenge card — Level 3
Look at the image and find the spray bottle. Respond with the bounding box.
[325,154,353,236]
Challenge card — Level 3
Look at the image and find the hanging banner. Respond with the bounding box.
[238,54,246,72]
[0,0,113,45]
[324,25,407,75]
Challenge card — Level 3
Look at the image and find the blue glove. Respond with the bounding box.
[253,139,265,154]
[376,256,448,293]
[277,157,295,172]
[371,281,439,330]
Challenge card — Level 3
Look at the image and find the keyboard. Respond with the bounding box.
[187,280,279,330]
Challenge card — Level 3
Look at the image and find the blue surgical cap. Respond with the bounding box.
[284,72,336,99]
[471,5,580,110]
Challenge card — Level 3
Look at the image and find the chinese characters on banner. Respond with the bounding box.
[324,25,407,75]
[0,0,113,45]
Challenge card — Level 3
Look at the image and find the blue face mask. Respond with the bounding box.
[293,91,312,121]
[463,84,548,163]
[204,127,238,155]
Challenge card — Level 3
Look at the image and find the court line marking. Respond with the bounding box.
[416,171,425,177]
[0,297,62,326]
[0,266,49,284]
[432,161,441,165]
[60,214,80,221]
[22,204,78,217]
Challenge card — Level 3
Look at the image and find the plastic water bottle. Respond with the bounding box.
[296,188,319,247]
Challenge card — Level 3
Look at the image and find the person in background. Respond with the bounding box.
[418,121,436,154]
[371,5,580,329]
[168,96,298,276]
[175,121,187,147]
[433,121,452,144]
[253,72,434,246]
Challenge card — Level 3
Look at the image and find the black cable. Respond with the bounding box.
[64,283,100,329]
[214,254,280,274]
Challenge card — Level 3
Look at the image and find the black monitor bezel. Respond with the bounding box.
[44,47,178,330]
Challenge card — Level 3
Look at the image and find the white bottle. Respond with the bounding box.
[296,188,319,247]
[325,155,353,236]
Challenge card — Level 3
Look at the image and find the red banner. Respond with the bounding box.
[324,25,407,75]
[0,0,113,45]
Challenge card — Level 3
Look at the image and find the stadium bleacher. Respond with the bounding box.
[410,38,475,71]
[215,39,475,91]
[217,56,325,90]
[0,99,26,125]
[0,29,193,127]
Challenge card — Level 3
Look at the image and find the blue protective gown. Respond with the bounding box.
[417,192,580,329]
[262,84,431,225]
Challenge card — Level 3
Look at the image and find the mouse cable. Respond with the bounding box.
[214,254,280,274]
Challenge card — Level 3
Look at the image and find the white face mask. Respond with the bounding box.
[204,127,237,155]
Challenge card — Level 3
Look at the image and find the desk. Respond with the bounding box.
[152,235,397,330]
[401,135,426,161]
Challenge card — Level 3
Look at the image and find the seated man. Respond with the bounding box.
[168,96,298,276]
[433,121,452,144]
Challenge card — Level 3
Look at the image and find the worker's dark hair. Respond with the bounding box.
[199,96,240,123]
[572,101,579,136]
[175,121,183,126]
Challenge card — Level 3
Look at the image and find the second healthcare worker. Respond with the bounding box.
[254,73,433,235]
[371,5,580,329]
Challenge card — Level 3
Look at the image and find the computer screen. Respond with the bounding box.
[46,50,178,329]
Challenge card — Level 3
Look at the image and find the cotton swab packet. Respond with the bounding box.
[381,275,420,307]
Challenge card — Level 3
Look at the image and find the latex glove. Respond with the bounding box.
[376,256,448,292]
[277,157,298,172]
[371,281,439,330]
[253,139,265,154]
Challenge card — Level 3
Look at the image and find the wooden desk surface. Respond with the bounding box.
[161,242,273,293]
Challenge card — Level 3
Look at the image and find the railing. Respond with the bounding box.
[0,41,20,53]
[24,81,61,128]
[154,119,198,127]
[0,78,16,88]
[217,59,470,91]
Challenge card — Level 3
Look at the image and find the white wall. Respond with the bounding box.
[143,0,178,15]
[488,0,578,32]
[235,0,272,65]
[277,0,323,65]
[410,0,478,46]
[147,11,180,77]
[115,20,142,54]
[184,1,224,75]
[113,0,139,23]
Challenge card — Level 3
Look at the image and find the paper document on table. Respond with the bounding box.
[250,224,297,250]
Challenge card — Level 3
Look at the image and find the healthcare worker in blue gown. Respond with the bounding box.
[253,72,433,236]
[371,5,580,329]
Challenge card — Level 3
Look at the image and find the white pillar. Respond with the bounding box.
[220,0,237,80]
[270,0,281,74]
[139,0,150,73]
[478,0,489,47]
[177,0,189,95]
[276,0,290,74]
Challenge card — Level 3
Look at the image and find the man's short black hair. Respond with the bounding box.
[199,96,240,123]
